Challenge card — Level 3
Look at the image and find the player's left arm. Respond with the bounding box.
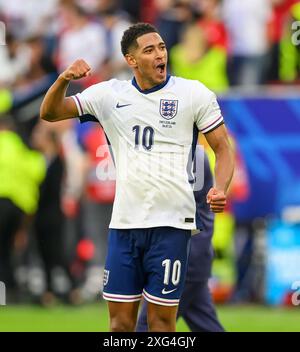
[204,124,235,213]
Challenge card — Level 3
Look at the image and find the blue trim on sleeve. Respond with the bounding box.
[79,114,99,123]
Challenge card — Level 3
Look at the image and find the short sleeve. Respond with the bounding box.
[192,81,224,134]
[71,82,109,121]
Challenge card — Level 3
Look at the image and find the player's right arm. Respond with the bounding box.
[40,59,91,122]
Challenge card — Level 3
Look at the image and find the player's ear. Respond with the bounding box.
[125,54,137,68]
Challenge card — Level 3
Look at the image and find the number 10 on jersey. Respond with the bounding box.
[132,125,154,150]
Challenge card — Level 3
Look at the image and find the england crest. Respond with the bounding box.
[160,99,178,120]
[103,269,109,286]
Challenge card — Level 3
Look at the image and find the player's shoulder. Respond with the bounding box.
[82,78,132,96]
[108,78,133,92]
[170,77,216,107]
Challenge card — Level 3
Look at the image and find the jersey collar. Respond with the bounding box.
[131,75,171,94]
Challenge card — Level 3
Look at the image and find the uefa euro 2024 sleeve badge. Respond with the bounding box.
[160,99,178,120]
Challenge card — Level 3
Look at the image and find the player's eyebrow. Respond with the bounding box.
[142,42,165,51]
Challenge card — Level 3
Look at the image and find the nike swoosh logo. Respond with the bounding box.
[116,102,132,108]
[162,288,177,295]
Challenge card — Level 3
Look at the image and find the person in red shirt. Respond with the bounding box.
[196,0,228,50]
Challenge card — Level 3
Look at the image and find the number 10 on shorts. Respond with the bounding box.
[162,259,181,286]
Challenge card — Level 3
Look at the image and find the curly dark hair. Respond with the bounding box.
[121,23,159,56]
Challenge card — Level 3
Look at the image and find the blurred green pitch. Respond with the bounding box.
[0,303,299,332]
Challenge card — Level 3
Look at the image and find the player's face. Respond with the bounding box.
[129,32,168,89]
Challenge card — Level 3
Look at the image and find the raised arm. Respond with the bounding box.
[204,124,235,213]
[40,59,91,122]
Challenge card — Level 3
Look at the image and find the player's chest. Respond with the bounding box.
[107,93,194,138]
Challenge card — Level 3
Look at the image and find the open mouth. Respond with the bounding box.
[156,63,166,74]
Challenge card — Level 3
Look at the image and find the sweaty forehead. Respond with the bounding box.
[135,32,164,50]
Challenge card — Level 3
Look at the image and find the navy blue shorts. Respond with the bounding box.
[102,227,191,306]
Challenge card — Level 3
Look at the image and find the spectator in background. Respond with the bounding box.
[56,1,107,78]
[153,0,195,55]
[120,0,143,22]
[31,121,64,305]
[170,22,228,92]
[75,123,115,299]
[78,0,102,14]
[0,114,45,300]
[14,36,57,89]
[195,0,228,50]
[223,0,272,87]
[0,32,31,88]
[139,0,158,24]
[267,0,297,83]
[0,0,59,39]
[96,0,132,80]
[59,119,89,297]
[31,120,81,305]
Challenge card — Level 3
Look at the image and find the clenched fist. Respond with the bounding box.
[60,59,91,81]
[206,187,227,213]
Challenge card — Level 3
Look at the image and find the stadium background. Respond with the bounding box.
[0,0,300,331]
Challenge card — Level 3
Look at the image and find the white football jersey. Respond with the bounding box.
[72,76,223,230]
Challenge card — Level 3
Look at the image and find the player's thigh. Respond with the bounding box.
[143,227,191,306]
[103,229,144,302]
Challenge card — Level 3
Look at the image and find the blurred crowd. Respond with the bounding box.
[1,0,300,306]
[2,0,300,92]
